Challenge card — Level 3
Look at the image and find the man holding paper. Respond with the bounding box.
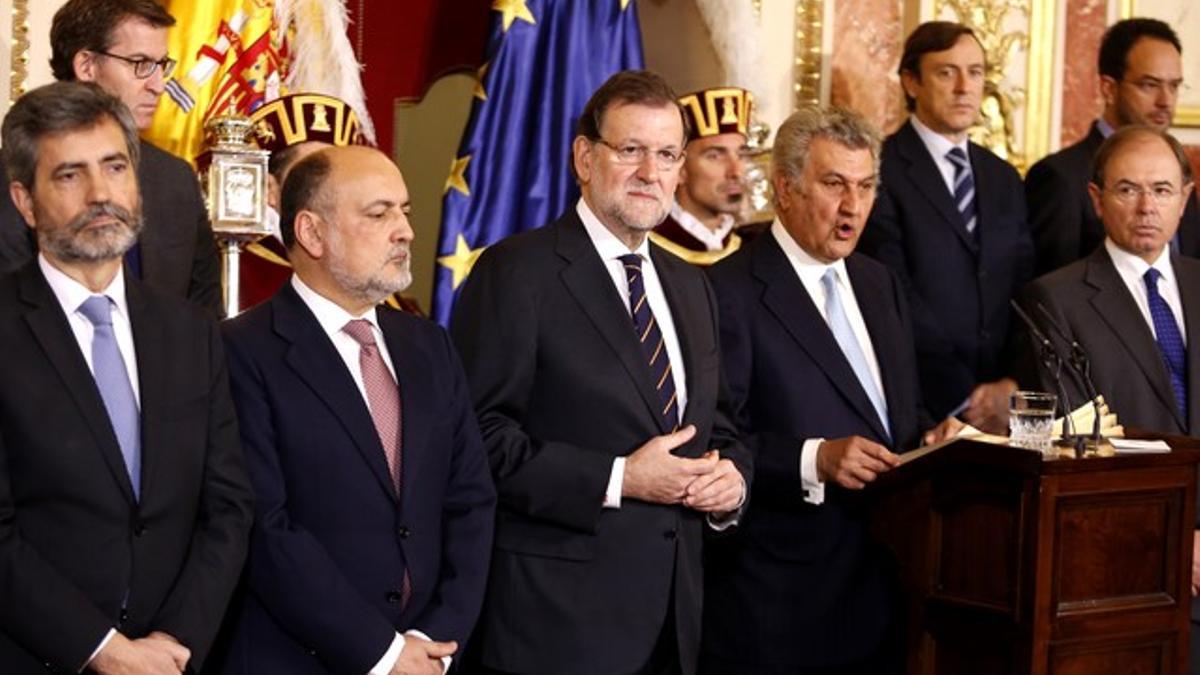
[700,106,960,674]
[1015,124,1200,669]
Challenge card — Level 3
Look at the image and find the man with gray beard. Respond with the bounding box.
[0,81,253,674]
[450,70,750,675]
[216,145,496,675]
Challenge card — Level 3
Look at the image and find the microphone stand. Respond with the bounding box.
[1010,300,1083,456]
[1035,303,1103,452]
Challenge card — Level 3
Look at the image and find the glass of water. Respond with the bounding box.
[1009,391,1057,453]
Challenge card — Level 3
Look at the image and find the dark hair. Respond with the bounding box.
[1090,124,1193,187]
[2,81,140,189]
[50,0,175,82]
[898,22,981,112]
[268,144,307,181]
[572,70,689,179]
[1098,18,1181,82]
[279,150,335,250]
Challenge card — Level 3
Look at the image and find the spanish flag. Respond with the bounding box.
[144,0,282,163]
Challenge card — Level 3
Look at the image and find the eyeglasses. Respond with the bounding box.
[594,138,685,170]
[94,50,176,79]
[1102,182,1189,205]
[1120,76,1187,98]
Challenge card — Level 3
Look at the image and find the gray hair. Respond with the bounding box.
[771,106,882,198]
[2,81,140,189]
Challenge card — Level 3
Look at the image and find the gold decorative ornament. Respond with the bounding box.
[10,0,29,103]
[793,0,824,110]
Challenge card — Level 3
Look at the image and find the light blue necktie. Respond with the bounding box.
[822,269,891,440]
[78,295,141,499]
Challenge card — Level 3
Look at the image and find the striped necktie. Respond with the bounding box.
[1144,268,1188,423]
[946,147,977,234]
[618,254,679,429]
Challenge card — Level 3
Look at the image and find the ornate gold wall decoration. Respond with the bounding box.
[10,0,30,103]
[793,0,823,110]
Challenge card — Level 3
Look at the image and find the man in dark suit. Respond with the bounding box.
[450,70,751,675]
[1025,18,1197,275]
[0,0,221,316]
[861,21,1034,433]
[218,145,496,675]
[0,81,252,674]
[702,106,960,675]
[1014,126,1200,672]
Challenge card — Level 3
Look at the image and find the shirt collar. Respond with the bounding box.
[910,114,969,160]
[1104,237,1175,285]
[669,200,735,250]
[290,273,381,339]
[770,218,850,286]
[1096,118,1116,138]
[38,253,130,320]
[577,197,652,262]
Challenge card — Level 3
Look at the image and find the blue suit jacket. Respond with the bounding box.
[217,281,496,675]
[701,233,928,668]
[861,120,1034,417]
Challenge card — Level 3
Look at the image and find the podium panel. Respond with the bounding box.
[869,437,1200,675]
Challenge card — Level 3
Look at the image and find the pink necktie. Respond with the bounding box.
[342,319,402,492]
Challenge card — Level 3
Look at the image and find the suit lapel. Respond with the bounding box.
[126,280,168,503]
[849,255,903,436]
[652,245,703,428]
[273,284,398,502]
[1175,257,1200,435]
[556,214,673,434]
[896,121,977,253]
[754,237,890,440]
[1085,249,1184,428]
[18,264,137,504]
[378,311,431,507]
[970,143,998,258]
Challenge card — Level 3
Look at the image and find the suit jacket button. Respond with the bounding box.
[134,523,147,537]
[663,529,677,540]
[386,590,404,603]
[397,525,410,539]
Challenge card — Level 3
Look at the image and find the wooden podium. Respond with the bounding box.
[868,434,1200,674]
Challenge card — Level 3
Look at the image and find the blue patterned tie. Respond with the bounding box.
[1144,268,1188,422]
[946,147,977,234]
[822,269,891,440]
[78,295,141,499]
[618,254,679,429]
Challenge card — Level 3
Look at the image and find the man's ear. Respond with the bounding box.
[73,50,99,82]
[1099,75,1119,111]
[1086,181,1105,223]
[292,209,325,260]
[9,182,37,230]
[572,136,593,185]
[266,174,282,210]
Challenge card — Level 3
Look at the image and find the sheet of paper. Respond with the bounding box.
[1108,438,1171,454]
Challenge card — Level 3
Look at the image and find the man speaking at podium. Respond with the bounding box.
[1015,125,1200,669]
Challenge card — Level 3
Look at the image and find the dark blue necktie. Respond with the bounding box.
[946,147,977,234]
[78,295,141,499]
[618,254,679,429]
[1144,268,1188,422]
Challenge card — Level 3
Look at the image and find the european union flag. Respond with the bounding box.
[431,0,644,326]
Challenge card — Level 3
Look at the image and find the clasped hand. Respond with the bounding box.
[623,425,745,515]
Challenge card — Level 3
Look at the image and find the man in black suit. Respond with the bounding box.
[1014,126,1200,670]
[861,21,1034,433]
[702,106,960,675]
[1025,18,1197,275]
[0,0,221,316]
[0,81,252,674]
[450,70,751,675]
[218,145,495,675]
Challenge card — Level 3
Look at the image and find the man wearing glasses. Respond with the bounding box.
[1026,18,1198,275]
[0,0,221,317]
[1014,125,1200,672]
[450,70,750,675]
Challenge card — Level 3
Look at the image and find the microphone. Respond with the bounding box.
[1010,299,1079,448]
[1034,302,1103,445]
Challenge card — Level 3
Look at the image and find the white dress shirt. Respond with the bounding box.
[910,114,971,198]
[577,199,689,508]
[770,222,886,506]
[291,274,448,675]
[1104,239,1187,344]
[41,255,141,671]
[670,200,735,252]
